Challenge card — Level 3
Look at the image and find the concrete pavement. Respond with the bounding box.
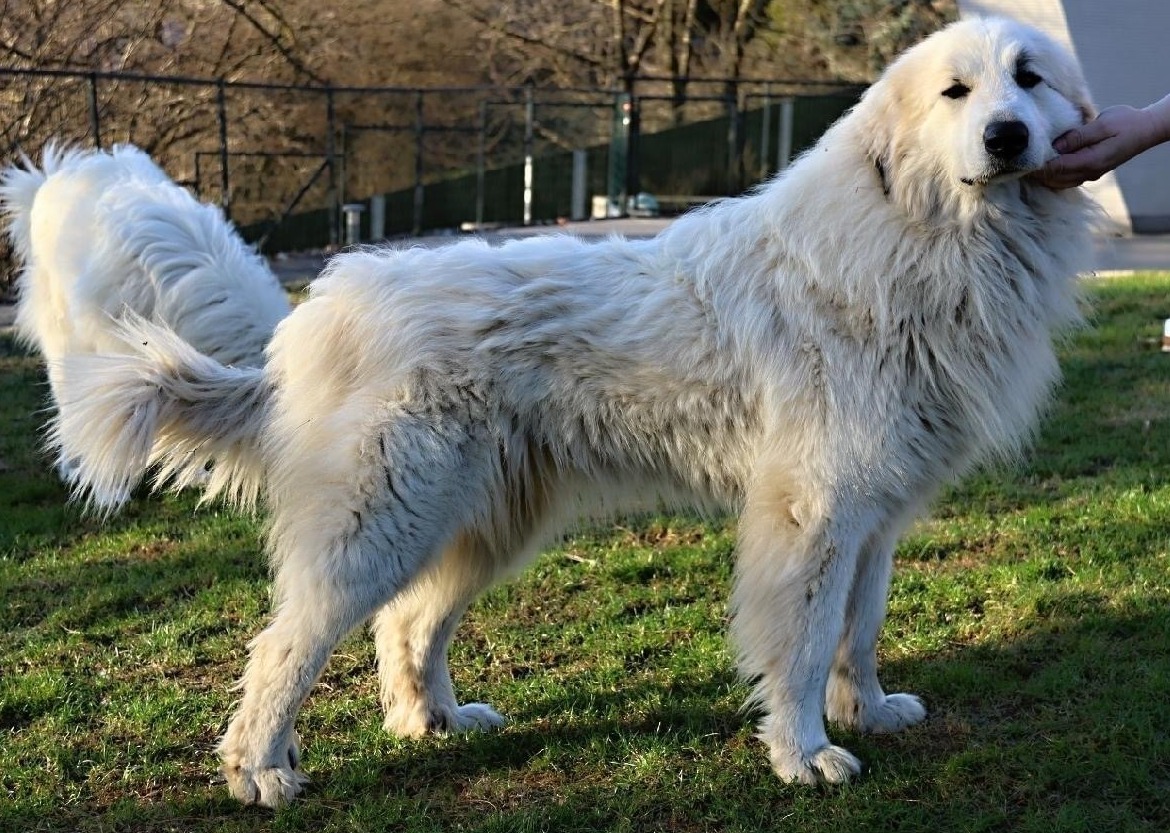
[1091,233,1170,274]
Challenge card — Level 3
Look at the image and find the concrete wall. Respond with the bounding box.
[958,0,1170,233]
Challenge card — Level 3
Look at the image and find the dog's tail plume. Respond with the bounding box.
[50,313,272,514]
[0,142,73,263]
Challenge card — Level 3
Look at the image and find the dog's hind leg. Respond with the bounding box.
[43,361,83,484]
[372,532,505,737]
[732,481,879,786]
[825,511,926,734]
[218,413,492,808]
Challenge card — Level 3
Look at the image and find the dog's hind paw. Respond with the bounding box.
[384,700,506,737]
[863,692,926,734]
[771,744,862,786]
[827,691,927,734]
[450,702,506,732]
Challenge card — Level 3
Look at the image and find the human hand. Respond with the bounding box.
[1034,104,1167,189]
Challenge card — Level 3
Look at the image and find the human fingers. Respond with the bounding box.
[1032,155,1087,190]
[1034,139,1117,188]
[1052,116,1114,154]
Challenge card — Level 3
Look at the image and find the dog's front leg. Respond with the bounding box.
[731,485,874,785]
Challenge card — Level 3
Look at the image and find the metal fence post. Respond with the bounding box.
[338,122,348,209]
[777,96,795,172]
[87,73,102,149]
[325,85,338,246]
[216,78,231,221]
[759,85,772,181]
[726,84,741,195]
[571,149,587,221]
[369,195,386,241]
[476,99,487,226]
[413,90,424,236]
[626,90,640,210]
[607,92,632,217]
[523,85,534,226]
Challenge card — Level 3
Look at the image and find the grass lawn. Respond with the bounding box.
[3,273,1170,831]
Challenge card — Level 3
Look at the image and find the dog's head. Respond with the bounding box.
[857,17,1094,198]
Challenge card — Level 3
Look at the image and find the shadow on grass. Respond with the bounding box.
[5,567,1170,831]
[288,602,1170,832]
[1,512,265,632]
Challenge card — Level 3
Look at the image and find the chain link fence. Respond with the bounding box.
[1,67,863,266]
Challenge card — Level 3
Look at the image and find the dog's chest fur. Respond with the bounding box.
[813,187,1086,488]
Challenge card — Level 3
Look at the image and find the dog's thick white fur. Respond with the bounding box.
[48,18,1096,806]
[0,143,290,479]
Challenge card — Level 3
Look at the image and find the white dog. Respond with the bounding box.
[0,143,290,479]
[49,18,1096,805]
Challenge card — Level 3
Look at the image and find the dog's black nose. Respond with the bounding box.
[983,120,1030,160]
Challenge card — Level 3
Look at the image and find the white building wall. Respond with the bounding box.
[958,0,1170,233]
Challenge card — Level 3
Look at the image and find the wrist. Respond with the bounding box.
[1142,94,1170,146]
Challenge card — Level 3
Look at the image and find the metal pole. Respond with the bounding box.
[626,91,640,209]
[476,99,487,226]
[216,78,231,220]
[522,85,534,226]
[369,195,386,241]
[607,91,631,216]
[726,85,741,195]
[338,123,348,210]
[570,149,587,221]
[777,96,795,172]
[759,85,771,181]
[325,86,338,246]
[413,90,424,236]
[87,73,102,149]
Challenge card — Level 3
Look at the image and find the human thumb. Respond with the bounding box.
[1052,128,1084,154]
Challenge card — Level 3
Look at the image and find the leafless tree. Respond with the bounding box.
[0,0,954,275]
[763,0,956,82]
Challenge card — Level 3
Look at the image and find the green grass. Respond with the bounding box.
[4,273,1170,831]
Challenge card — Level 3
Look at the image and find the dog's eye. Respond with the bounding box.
[1015,68,1043,89]
[942,82,970,99]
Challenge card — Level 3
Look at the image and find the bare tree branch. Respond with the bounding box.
[215,0,328,84]
[440,0,608,74]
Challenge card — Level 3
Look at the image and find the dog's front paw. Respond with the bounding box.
[771,744,862,786]
[219,736,307,808]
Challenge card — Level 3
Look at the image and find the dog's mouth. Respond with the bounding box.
[961,161,1037,187]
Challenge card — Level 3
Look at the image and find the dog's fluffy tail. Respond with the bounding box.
[105,179,291,367]
[50,314,272,514]
[0,141,73,264]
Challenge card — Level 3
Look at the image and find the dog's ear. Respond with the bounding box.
[854,78,898,196]
[853,69,912,201]
[1029,33,1096,123]
[1072,88,1096,125]
[1052,65,1095,124]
